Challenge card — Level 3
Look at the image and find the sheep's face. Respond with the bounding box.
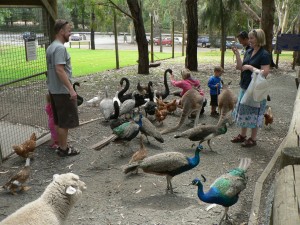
[53,173,86,201]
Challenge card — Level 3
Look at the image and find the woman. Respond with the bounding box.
[231,29,270,147]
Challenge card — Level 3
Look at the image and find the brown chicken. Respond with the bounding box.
[155,108,168,124]
[12,133,37,159]
[166,99,177,114]
[264,106,273,127]
[156,97,167,110]
[128,136,147,173]
[2,158,31,195]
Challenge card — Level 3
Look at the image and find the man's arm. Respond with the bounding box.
[55,64,77,100]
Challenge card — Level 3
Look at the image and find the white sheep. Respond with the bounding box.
[0,173,86,225]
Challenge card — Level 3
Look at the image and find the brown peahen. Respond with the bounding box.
[135,113,164,143]
[123,145,202,194]
[174,117,228,152]
[191,158,251,225]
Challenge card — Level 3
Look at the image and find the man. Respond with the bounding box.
[46,19,80,157]
[237,31,251,51]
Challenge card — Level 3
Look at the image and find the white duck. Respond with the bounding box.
[99,86,114,121]
[86,91,101,107]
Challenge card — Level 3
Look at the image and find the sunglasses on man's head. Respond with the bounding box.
[57,21,69,31]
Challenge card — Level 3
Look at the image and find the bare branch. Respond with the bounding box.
[107,0,135,20]
[239,0,261,23]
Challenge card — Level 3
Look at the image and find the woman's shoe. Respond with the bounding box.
[241,138,257,147]
[231,134,247,143]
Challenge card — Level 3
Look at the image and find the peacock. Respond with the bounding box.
[135,113,164,144]
[156,68,171,100]
[123,145,202,194]
[191,158,251,225]
[174,117,228,152]
[73,82,84,106]
[93,101,141,150]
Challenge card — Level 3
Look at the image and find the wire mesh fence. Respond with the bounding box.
[0,6,50,161]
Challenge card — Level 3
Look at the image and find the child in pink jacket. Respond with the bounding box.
[170,68,206,114]
[45,94,58,149]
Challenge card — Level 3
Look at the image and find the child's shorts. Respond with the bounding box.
[210,94,218,106]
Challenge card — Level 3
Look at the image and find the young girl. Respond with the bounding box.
[170,68,207,114]
[45,94,58,149]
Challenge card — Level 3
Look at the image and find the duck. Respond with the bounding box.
[86,91,101,107]
[123,145,202,194]
[99,86,114,121]
[135,114,164,143]
[2,158,31,195]
[174,117,228,152]
[73,82,84,106]
[191,158,251,225]
[156,68,171,100]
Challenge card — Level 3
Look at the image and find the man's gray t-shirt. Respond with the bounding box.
[46,40,73,94]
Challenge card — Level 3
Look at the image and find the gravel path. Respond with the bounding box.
[0,56,297,225]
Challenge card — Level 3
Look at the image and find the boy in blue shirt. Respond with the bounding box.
[207,66,223,116]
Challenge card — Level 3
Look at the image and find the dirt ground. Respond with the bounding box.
[0,55,297,225]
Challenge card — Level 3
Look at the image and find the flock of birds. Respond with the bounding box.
[0,68,274,224]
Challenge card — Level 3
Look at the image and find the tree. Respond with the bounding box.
[185,0,198,71]
[261,0,275,55]
[127,0,149,74]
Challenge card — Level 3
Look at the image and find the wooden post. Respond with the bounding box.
[271,165,300,225]
[182,20,185,57]
[280,147,300,169]
[172,20,174,58]
[150,14,154,63]
[113,9,119,69]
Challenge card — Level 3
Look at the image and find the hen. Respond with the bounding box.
[2,158,31,195]
[128,136,148,173]
[165,99,177,114]
[12,133,36,159]
[155,108,168,124]
[264,106,273,127]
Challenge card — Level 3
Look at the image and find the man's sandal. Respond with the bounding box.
[231,134,247,143]
[241,138,257,148]
[57,146,80,157]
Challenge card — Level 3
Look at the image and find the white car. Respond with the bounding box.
[70,34,82,41]
[174,37,183,45]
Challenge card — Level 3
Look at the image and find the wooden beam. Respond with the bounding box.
[40,0,56,21]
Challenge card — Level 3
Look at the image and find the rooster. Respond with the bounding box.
[264,106,273,127]
[12,133,37,159]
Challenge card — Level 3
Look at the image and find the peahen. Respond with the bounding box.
[191,158,251,225]
[135,113,164,143]
[174,117,228,152]
[123,145,202,194]
[73,82,84,106]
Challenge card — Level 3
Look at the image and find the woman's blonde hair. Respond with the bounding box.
[249,28,266,46]
[181,68,191,80]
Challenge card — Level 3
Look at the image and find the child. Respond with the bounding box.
[45,93,58,149]
[170,68,207,114]
[207,66,223,116]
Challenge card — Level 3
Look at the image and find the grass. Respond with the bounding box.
[0,45,294,85]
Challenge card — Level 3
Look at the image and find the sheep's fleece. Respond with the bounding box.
[0,173,86,225]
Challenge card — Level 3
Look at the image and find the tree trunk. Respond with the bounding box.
[294,15,300,66]
[91,9,95,50]
[127,0,149,74]
[261,0,275,65]
[185,0,198,71]
[220,0,225,69]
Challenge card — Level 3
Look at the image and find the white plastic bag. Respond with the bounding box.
[240,71,260,108]
[252,71,269,102]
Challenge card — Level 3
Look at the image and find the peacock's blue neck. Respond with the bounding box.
[187,148,201,168]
